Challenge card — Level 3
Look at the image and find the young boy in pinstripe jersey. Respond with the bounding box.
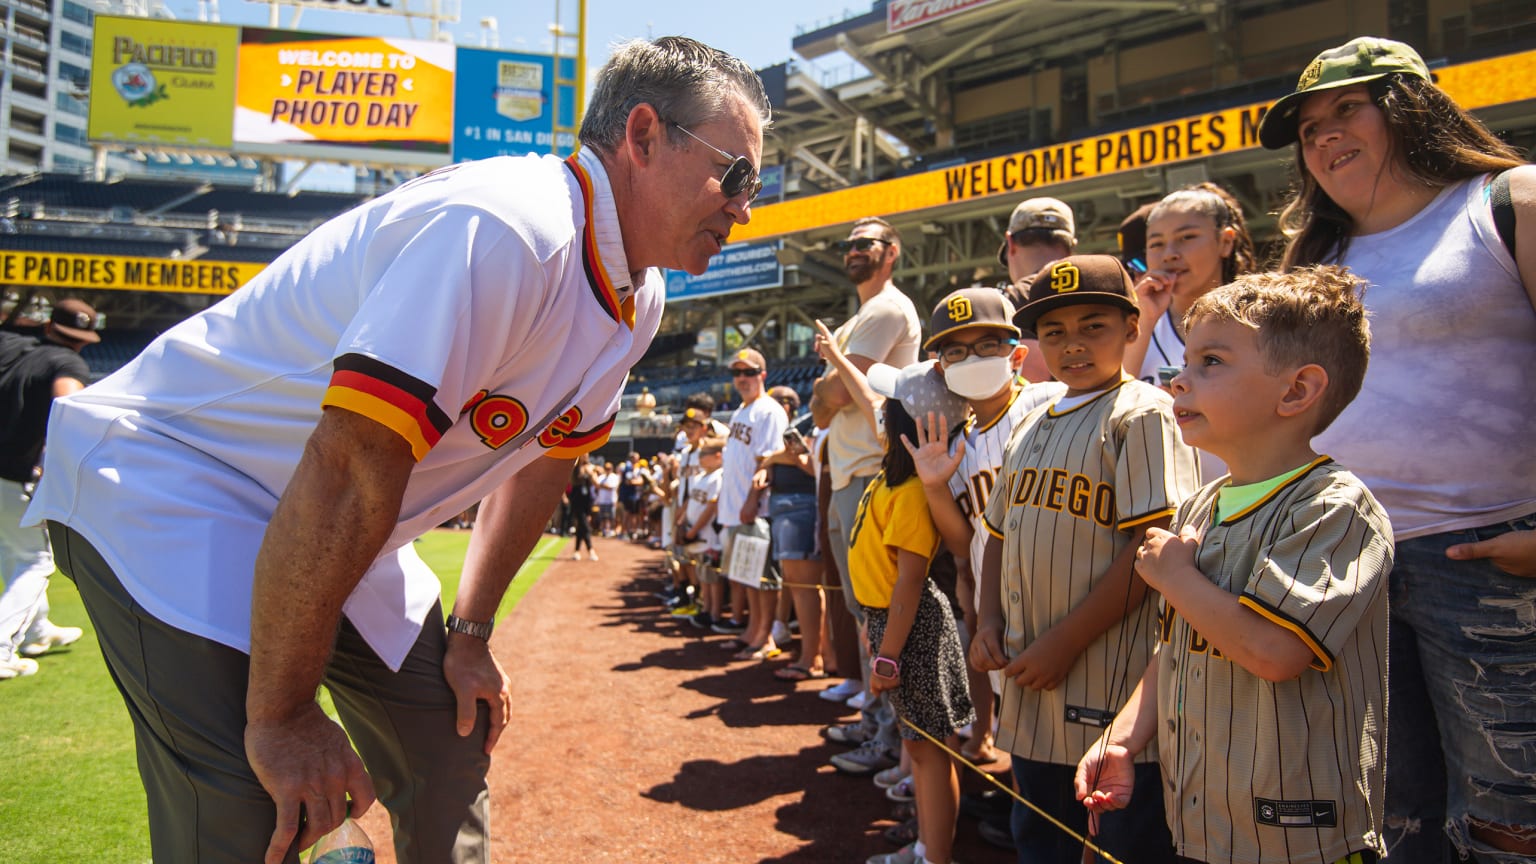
[1077,267,1393,864]
[974,254,1200,864]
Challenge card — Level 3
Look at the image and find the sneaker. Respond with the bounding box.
[770,620,792,645]
[572,550,584,560]
[960,789,1013,822]
[688,611,714,630]
[588,550,598,561]
[846,690,870,711]
[885,776,915,802]
[818,679,862,703]
[866,842,919,864]
[655,585,681,601]
[978,815,1017,850]
[668,604,700,617]
[830,739,899,775]
[0,656,40,680]
[822,721,872,745]
[872,764,909,789]
[710,618,746,635]
[18,622,83,657]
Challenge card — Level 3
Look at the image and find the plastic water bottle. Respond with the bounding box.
[310,817,375,864]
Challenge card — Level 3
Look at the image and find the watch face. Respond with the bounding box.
[874,657,898,677]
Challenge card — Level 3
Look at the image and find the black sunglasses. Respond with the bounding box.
[832,237,888,254]
[731,366,762,377]
[670,122,762,204]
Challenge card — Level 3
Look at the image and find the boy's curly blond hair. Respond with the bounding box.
[1184,265,1370,434]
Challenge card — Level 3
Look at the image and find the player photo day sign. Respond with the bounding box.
[88,17,581,166]
[88,17,240,148]
[235,28,455,164]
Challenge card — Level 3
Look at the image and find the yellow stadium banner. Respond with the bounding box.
[87,16,240,149]
[734,48,1536,242]
[234,28,455,158]
[0,251,263,294]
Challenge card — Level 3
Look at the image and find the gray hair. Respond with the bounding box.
[580,36,771,156]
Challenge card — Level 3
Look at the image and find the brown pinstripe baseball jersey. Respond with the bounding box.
[982,376,1200,765]
[1155,457,1392,864]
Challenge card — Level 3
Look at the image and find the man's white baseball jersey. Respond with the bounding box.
[717,393,786,528]
[982,377,1199,765]
[27,149,662,670]
[1155,457,1392,864]
[947,380,1065,584]
[825,284,920,490]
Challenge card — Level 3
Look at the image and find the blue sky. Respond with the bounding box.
[192,0,860,72]
[167,0,866,189]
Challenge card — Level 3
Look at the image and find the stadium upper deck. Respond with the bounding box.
[3,0,1535,379]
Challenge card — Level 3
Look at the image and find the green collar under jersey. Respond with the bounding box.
[1214,459,1321,522]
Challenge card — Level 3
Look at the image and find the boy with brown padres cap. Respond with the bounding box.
[972,255,1200,864]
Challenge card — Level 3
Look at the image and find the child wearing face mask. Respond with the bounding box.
[905,288,1064,769]
[1124,183,1259,389]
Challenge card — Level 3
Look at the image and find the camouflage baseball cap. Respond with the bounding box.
[1258,36,1431,150]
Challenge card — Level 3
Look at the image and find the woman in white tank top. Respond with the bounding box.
[1260,37,1536,864]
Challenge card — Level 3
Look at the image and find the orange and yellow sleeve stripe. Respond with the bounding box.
[322,353,451,461]
[545,415,615,460]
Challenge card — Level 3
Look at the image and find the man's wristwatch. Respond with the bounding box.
[445,613,494,641]
[872,655,900,679]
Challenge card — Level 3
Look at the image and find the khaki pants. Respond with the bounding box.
[50,522,491,864]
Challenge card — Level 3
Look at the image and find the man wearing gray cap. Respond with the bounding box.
[998,197,1077,385]
[0,299,99,679]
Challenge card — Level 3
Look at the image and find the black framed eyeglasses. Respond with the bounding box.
[832,237,888,254]
[670,122,763,204]
[937,337,1018,365]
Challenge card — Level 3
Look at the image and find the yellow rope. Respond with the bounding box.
[898,717,1127,864]
[777,580,842,590]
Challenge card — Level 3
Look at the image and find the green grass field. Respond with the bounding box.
[0,530,564,862]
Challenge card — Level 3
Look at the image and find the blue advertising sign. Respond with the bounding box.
[665,241,783,302]
[452,48,576,161]
[759,164,784,201]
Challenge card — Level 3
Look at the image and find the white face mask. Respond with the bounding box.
[943,355,1013,401]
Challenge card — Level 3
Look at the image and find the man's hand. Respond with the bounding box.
[969,622,1008,672]
[245,703,376,864]
[442,631,511,754]
[1075,741,1136,834]
[1446,529,1536,578]
[1135,525,1201,593]
[1004,626,1076,691]
[901,411,965,488]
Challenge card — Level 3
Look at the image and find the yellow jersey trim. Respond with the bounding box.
[1238,595,1332,673]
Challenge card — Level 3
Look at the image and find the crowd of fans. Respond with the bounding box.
[541,36,1536,864]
